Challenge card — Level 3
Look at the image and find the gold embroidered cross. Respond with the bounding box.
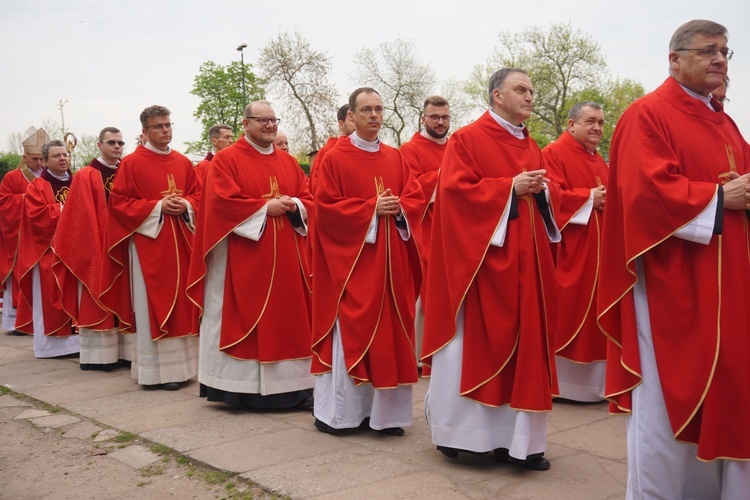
[160,173,183,196]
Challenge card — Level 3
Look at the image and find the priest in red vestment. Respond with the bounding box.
[0,127,48,333]
[542,102,608,402]
[194,124,234,187]
[422,69,560,471]
[311,88,424,436]
[101,106,199,391]
[308,104,355,195]
[399,95,450,364]
[16,140,79,358]
[187,101,314,409]
[597,20,750,497]
[53,127,132,370]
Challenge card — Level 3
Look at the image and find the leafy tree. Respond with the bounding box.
[353,38,437,147]
[571,77,645,158]
[187,60,265,154]
[258,31,338,152]
[464,23,644,156]
[0,152,21,182]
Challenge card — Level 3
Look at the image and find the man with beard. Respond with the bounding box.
[187,100,314,410]
[399,96,451,365]
[0,127,48,333]
[16,140,79,357]
[53,127,132,370]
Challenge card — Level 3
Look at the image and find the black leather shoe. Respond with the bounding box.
[314,418,346,435]
[437,446,459,458]
[494,448,550,471]
[510,456,551,471]
[376,426,405,436]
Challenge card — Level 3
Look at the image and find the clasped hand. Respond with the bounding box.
[376,188,401,215]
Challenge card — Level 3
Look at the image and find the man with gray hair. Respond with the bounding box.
[195,124,234,186]
[16,139,79,357]
[422,68,561,470]
[101,105,200,390]
[0,126,48,333]
[597,19,750,497]
[542,101,608,402]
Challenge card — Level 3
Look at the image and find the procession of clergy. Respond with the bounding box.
[1,19,747,499]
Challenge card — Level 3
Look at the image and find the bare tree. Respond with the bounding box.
[258,32,338,152]
[353,38,437,147]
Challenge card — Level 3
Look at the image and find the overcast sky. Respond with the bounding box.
[1,0,748,157]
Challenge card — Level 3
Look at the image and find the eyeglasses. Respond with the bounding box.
[424,114,451,123]
[144,122,174,131]
[102,140,126,146]
[49,152,70,159]
[245,116,281,126]
[357,106,384,115]
[675,46,734,61]
[716,96,730,104]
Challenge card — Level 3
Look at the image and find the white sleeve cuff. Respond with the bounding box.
[673,192,718,245]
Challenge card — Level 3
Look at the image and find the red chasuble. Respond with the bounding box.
[422,111,559,410]
[311,137,424,388]
[308,136,338,195]
[100,146,199,340]
[187,139,313,362]
[0,167,33,305]
[15,174,73,335]
[597,77,750,460]
[543,132,608,362]
[194,151,213,187]
[52,160,117,330]
[399,132,446,301]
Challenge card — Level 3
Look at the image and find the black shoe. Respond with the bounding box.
[358,418,405,436]
[376,426,405,436]
[494,448,550,471]
[438,445,488,458]
[437,446,459,458]
[314,418,346,436]
[295,395,314,409]
[144,382,180,391]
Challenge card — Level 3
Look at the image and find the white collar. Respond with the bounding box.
[678,83,715,110]
[97,157,119,169]
[244,135,274,155]
[489,109,526,139]
[144,142,171,155]
[349,131,380,152]
[46,168,70,181]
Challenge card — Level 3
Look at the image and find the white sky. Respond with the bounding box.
[1,0,748,157]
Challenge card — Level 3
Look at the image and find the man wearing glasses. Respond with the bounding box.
[53,127,132,371]
[598,20,750,497]
[399,96,451,366]
[187,101,315,410]
[311,87,424,436]
[101,106,200,391]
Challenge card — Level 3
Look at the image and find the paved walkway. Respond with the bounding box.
[0,329,627,499]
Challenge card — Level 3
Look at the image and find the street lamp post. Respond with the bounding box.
[236,43,248,111]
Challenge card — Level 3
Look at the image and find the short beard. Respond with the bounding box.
[425,125,448,139]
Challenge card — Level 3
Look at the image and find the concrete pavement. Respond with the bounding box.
[0,329,627,499]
